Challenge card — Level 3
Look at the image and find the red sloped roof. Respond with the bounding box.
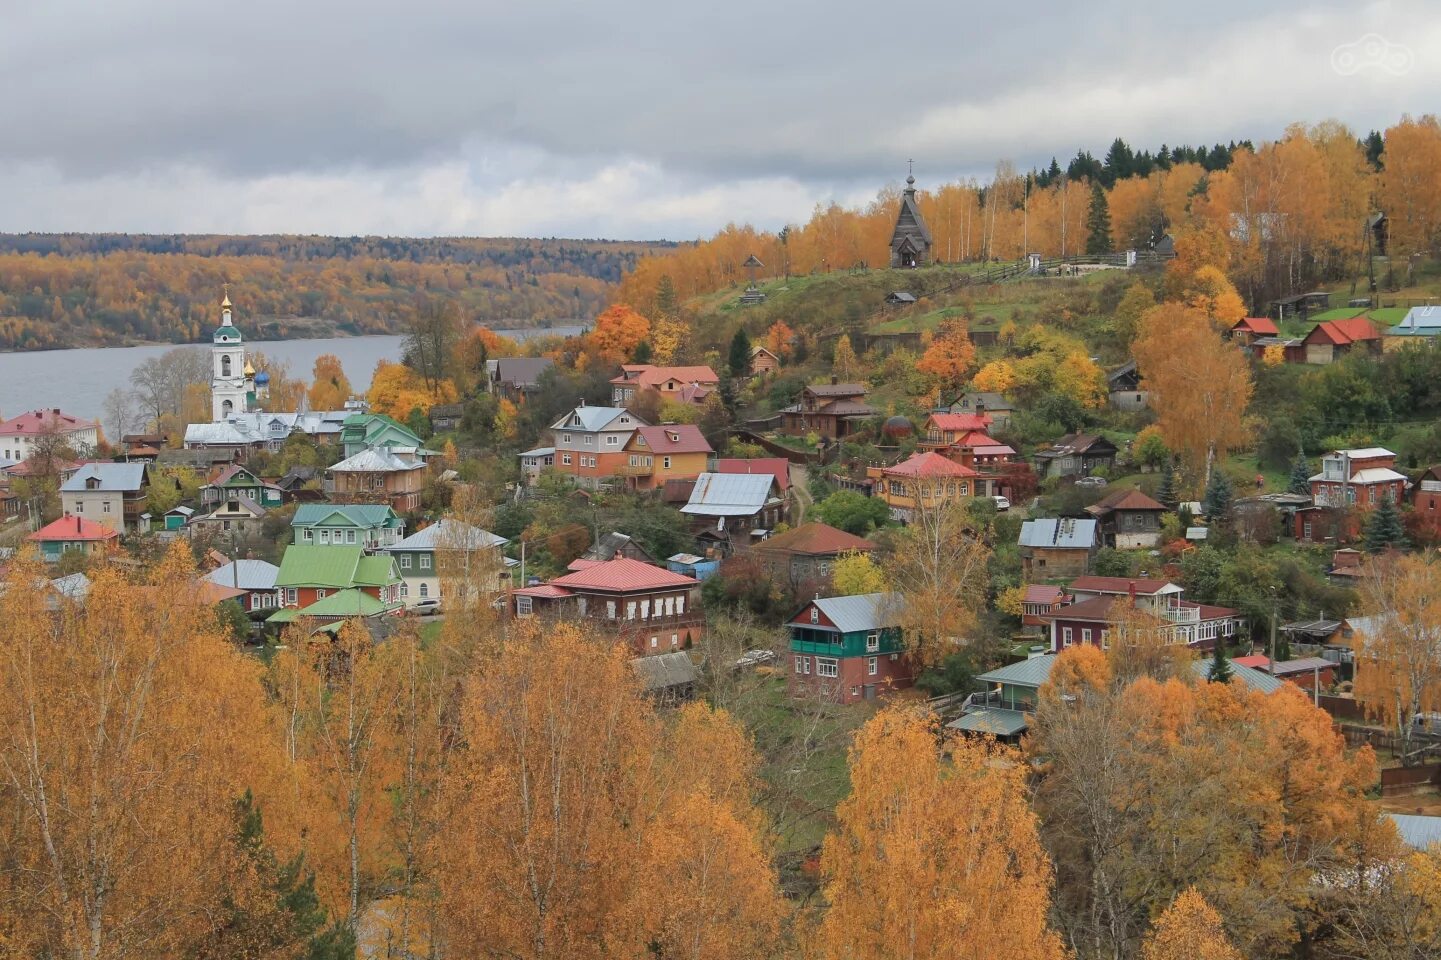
[755,522,876,556]
[1233,317,1279,335]
[1308,317,1380,346]
[0,409,98,437]
[928,412,993,432]
[1067,576,1174,595]
[883,451,978,478]
[714,458,790,492]
[549,556,697,592]
[631,424,713,455]
[512,584,574,599]
[612,365,720,389]
[1023,585,1067,605]
[28,514,120,542]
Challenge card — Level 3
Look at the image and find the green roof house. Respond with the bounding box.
[292,503,405,548]
[340,413,426,458]
[270,544,402,623]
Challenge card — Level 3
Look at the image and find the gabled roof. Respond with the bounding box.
[1035,433,1115,458]
[204,560,280,592]
[803,382,868,397]
[1086,488,1167,514]
[713,458,790,492]
[292,504,401,529]
[328,447,426,473]
[28,514,119,543]
[631,651,699,691]
[977,653,1284,693]
[549,556,697,592]
[60,462,147,494]
[551,405,645,434]
[581,531,656,564]
[0,408,97,437]
[1306,317,1380,346]
[1067,576,1179,596]
[275,545,372,588]
[268,588,397,623]
[1232,316,1279,335]
[493,357,554,387]
[1018,518,1098,549]
[927,412,994,432]
[1023,585,1068,605]
[385,519,507,553]
[754,522,876,556]
[611,365,720,389]
[883,451,977,478]
[680,473,776,516]
[804,592,904,633]
[629,424,713,455]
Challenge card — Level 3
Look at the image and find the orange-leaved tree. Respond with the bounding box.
[819,707,1065,960]
[1132,302,1252,486]
[916,318,977,396]
[1352,553,1441,765]
[588,304,651,361]
[308,353,353,410]
[0,544,296,958]
[1141,889,1243,960]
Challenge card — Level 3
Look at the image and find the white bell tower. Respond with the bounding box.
[211,289,251,421]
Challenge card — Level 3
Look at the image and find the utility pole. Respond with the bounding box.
[1268,592,1279,676]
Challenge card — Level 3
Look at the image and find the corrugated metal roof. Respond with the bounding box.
[551,405,641,433]
[630,651,698,691]
[293,504,400,529]
[976,653,1287,694]
[1018,518,1098,549]
[204,560,279,591]
[1390,814,1441,851]
[385,520,506,553]
[328,447,424,472]
[680,472,775,516]
[275,545,367,588]
[947,708,1029,736]
[809,592,904,634]
[60,462,146,493]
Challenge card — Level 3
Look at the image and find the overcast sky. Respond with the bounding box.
[2,0,1436,240]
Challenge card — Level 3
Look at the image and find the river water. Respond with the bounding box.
[0,326,585,426]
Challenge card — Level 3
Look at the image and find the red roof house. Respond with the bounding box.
[27,514,121,562]
[611,365,721,406]
[511,557,703,654]
[752,521,877,587]
[1230,317,1279,342]
[1302,317,1382,364]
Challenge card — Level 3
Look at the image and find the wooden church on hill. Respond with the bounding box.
[890,165,932,269]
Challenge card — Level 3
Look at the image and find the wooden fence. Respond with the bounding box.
[1379,763,1441,795]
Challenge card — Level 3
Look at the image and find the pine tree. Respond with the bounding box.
[1208,638,1234,684]
[1364,494,1408,551]
[1085,182,1113,255]
[655,274,677,317]
[1287,452,1312,495]
[728,327,752,379]
[631,339,653,364]
[1157,462,1178,510]
[1202,470,1233,522]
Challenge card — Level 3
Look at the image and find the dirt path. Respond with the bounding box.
[791,464,813,524]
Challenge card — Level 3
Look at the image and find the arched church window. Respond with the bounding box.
[222,399,233,417]
[221,355,232,377]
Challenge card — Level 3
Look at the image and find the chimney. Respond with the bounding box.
[831,375,839,385]
[1128,580,1137,602]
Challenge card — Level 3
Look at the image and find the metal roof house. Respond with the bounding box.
[788,592,909,704]
[1018,518,1099,579]
[680,472,785,554]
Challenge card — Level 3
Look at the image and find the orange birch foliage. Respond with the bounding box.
[1182,265,1248,330]
[308,353,353,410]
[1133,303,1252,483]
[367,359,457,418]
[831,334,859,381]
[588,304,651,361]
[0,544,293,958]
[765,319,795,359]
[649,315,687,364]
[433,623,784,960]
[819,707,1066,960]
[1378,115,1441,261]
[915,318,978,395]
[885,498,991,670]
[972,359,1018,395]
[1141,889,1243,960]
[1352,554,1441,764]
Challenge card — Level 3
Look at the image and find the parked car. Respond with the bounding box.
[413,598,443,616]
[735,649,777,670]
[1075,476,1108,488]
[991,495,1010,511]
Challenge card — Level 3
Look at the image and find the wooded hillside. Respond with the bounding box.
[0,235,675,351]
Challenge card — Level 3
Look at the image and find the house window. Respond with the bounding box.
[316,589,327,600]
[1082,628,1092,643]
[400,583,408,598]
[584,436,593,446]
[1062,626,1074,646]
[867,656,878,676]
[866,632,879,652]
[662,456,672,469]
[810,607,819,624]
[563,433,572,445]
[303,529,313,541]
[816,657,839,678]
[401,555,412,569]
[664,596,675,615]
[285,588,297,605]
[676,595,685,615]
[319,529,330,544]
[650,636,658,648]
[606,600,617,619]
[420,583,429,598]
[671,634,679,646]
[420,555,431,570]
[626,602,637,620]
[562,453,572,466]
[346,530,356,543]
[517,596,532,615]
[641,599,651,619]
[802,657,811,675]
[606,435,618,446]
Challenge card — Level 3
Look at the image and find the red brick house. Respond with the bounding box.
[510,557,703,654]
[1302,317,1382,365]
[786,592,910,704]
[1309,447,1407,510]
[1042,577,1245,651]
[1414,465,1441,531]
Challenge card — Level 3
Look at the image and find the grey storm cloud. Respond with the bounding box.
[0,0,1436,237]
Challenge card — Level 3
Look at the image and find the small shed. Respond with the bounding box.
[630,651,698,705]
[667,552,720,581]
[885,291,917,306]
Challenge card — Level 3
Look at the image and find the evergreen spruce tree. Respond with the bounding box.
[1364,494,1408,551]
[630,339,653,364]
[1287,452,1312,495]
[1157,461,1178,510]
[1085,182,1113,254]
[655,274,677,317]
[1208,638,1234,684]
[1202,469,1233,522]
[728,327,752,379]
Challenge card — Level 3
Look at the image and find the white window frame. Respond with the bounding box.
[303,528,313,542]
[285,588,297,605]
[562,453,572,465]
[420,555,431,570]
[516,595,533,615]
[1082,628,1092,643]
[1062,626,1074,646]
[400,555,412,569]
[866,631,879,652]
[810,607,819,624]
[867,656,878,676]
[816,657,839,678]
[662,456,672,469]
